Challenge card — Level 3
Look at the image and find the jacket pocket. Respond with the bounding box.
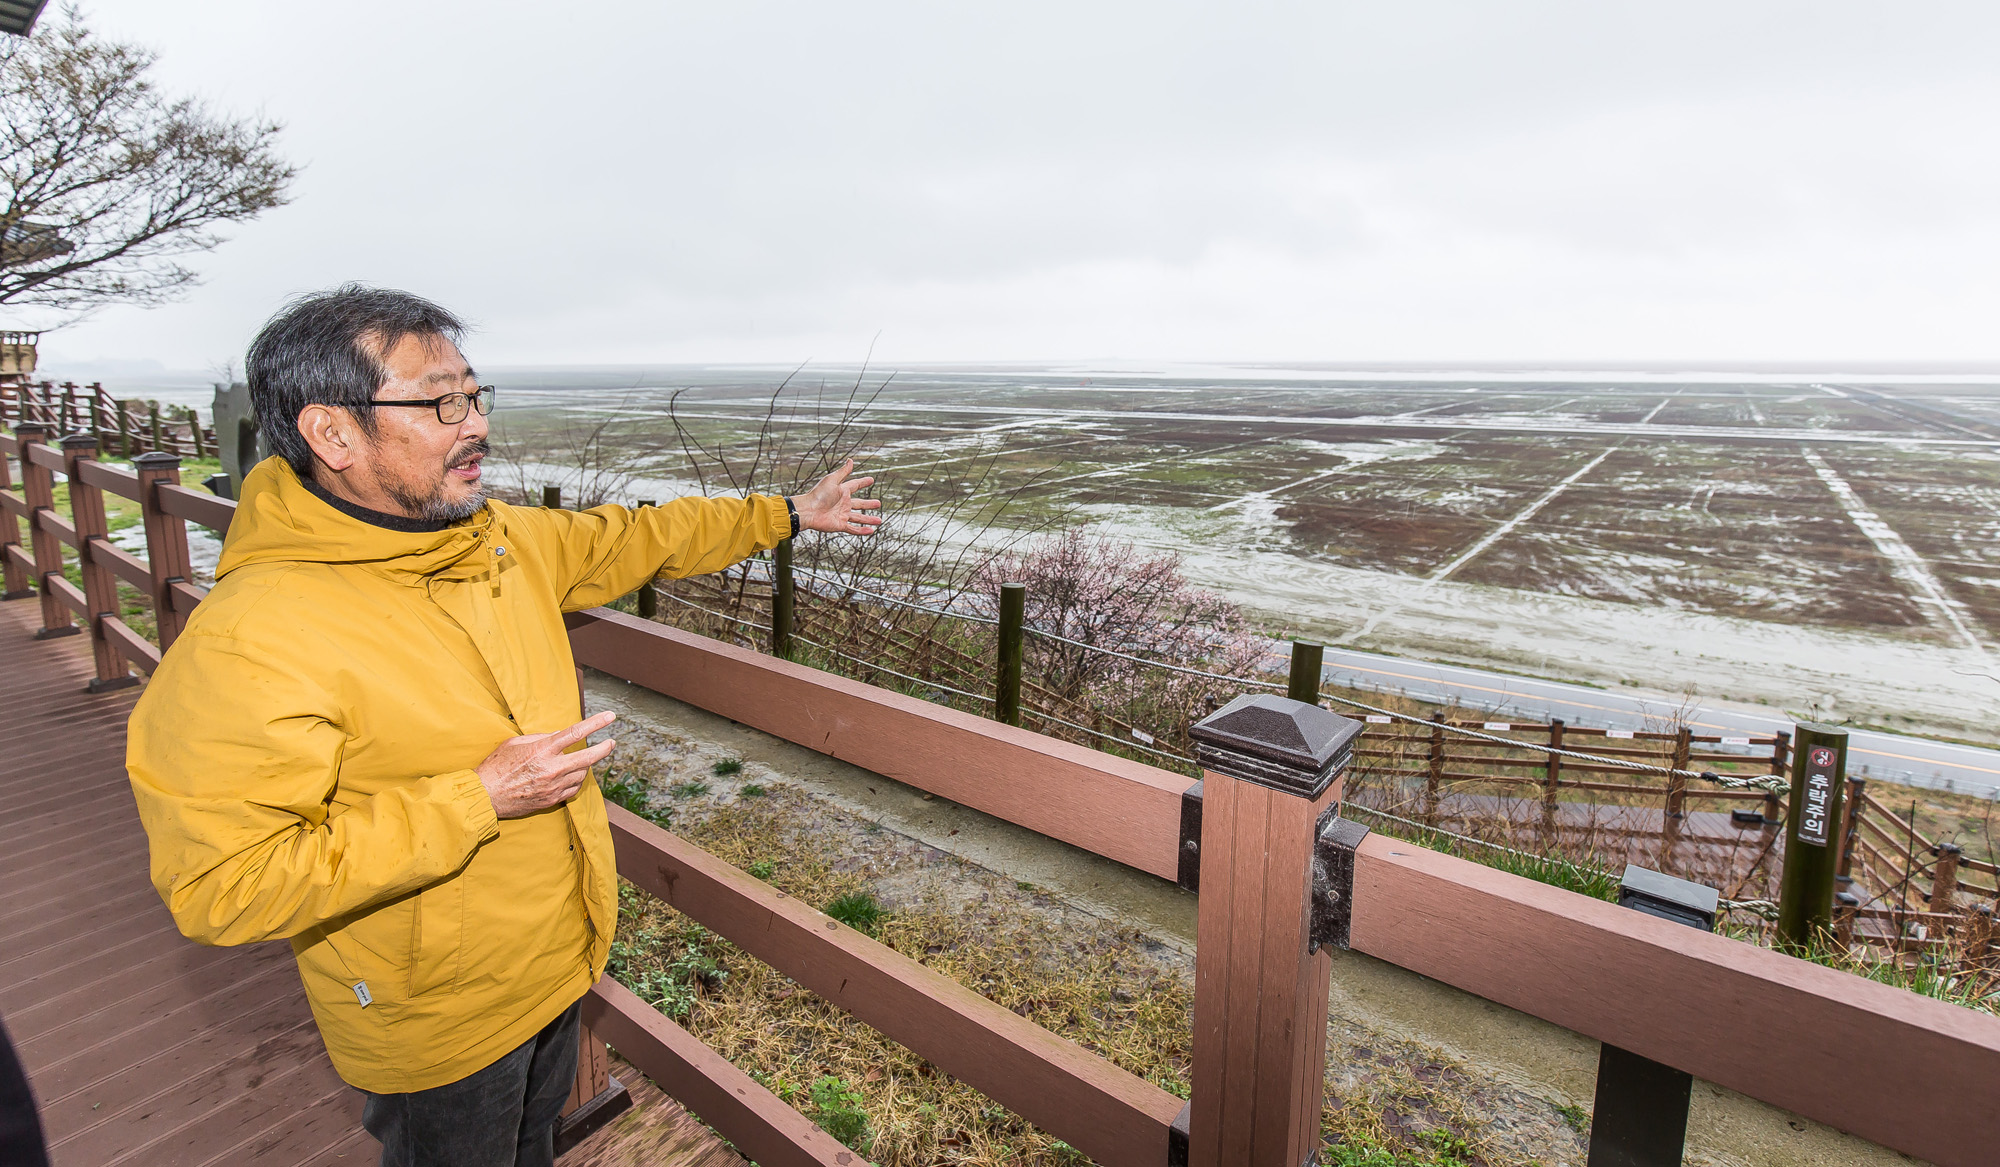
[409,875,466,997]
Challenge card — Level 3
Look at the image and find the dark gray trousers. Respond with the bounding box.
[362,1000,580,1167]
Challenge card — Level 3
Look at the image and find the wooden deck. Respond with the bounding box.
[0,596,374,1166]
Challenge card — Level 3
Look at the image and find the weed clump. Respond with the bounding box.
[825,891,884,935]
[669,780,711,800]
[739,783,768,799]
[712,757,744,776]
[811,1075,872,1151]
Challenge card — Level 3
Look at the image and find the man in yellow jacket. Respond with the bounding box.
[125,285,881,1167]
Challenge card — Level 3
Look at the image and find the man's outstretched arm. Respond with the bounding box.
[545,460,882,611]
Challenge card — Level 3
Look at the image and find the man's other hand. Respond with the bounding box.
[476,711,618,819]
[791,460,883,537]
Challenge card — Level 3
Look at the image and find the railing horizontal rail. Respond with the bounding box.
[569,608,1190,882]
[607,803,1184,1166]
[89,539,150,593]
[45,573,85,618]
[581,977,862,1167]
[1348,835,2000,1164]
[2,542,30,576]
[102,617,160,673]
[156,483,233,532]
[0,490,24,520]
[74,458,141,502]
[23,443,62,472]
[33,510,75,549]
[168,579,207,614]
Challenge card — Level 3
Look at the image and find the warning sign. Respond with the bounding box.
[1796,744,1839,848]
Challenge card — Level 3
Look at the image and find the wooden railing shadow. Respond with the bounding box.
[3,422,1997,1167]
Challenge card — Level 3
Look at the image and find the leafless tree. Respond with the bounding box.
[0,8,295,320]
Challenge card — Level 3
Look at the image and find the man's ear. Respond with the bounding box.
[298,404,360,473]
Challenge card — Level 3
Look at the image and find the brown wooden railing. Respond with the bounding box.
[4,420,1998,1167]
[0,381,215,459]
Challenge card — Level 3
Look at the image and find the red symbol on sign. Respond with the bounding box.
[1811,747,1835,768]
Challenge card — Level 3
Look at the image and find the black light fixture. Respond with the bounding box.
[0,0,50,37]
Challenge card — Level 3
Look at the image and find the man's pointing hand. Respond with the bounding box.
[790,459,883,537]
[477,711,618,819]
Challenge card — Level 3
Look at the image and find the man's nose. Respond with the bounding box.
[460,400,490,441]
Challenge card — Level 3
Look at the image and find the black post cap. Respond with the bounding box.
[132,451,181,469]
[1189,693,1362,797]
[59,432,99,450]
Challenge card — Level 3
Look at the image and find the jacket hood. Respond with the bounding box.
[217,457,500,585]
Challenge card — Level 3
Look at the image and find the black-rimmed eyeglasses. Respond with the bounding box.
[361,386,496,425]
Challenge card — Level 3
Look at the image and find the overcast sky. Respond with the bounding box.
[30,1,2000,370]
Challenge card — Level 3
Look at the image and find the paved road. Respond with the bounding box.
[1313,646,2000,800]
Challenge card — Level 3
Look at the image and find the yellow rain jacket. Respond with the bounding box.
[127,457,788,1092]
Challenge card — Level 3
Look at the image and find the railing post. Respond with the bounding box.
[185,406,207,458]
[555,1025,632,1154]
[116,398,132,457]
[1542,718,1565,838]
[1834,891,1860,951]
[996,581,1025,727]
[59,381,76,431]
[1931,843,1962,918]
[15,423,76,639]
[542,484,561,509]
[148,400,164,451]
[61,433,137,691]
[134,451,195,650]
[1187,694,1360,1167]
[770,535,793,657]
[0,426,31,600]
[1835,776,1865,882]
[1777,722,1848,951]
[1286,640,1323,705]
[1588,865,1717,1167]
[1762,730,1789,841]
[1424,711,1445,826]
[1659,727,1691,862]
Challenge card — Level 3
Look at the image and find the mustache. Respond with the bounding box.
[446,438,490,469]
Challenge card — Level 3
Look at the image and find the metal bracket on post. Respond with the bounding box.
[1177,780,1203,892]
[1309,811,1369,954]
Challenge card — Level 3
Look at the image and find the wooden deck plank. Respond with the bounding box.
[0,597,361,1165]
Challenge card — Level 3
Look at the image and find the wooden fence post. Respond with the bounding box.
[555,1024,632,1154]
[14,423,76,639]
[1187,694,1360,1167]
[59,382,76,431]
[134,451,195,650]
[116,398,132,457]
[542,484,561,509]
[1836,776,1866,881]
[1763,731,1789,841]
[61,433,137,691]
[1425,712,1446,826]
[1542,718,1564,838]
[770,535,793,657]
[1659,727,1691,863]
[0,427,31,600]
[996,581,1025,727]
[185,407,206,458]
[1932,844,1962,919]
[1777,723,1848,951]
[1286,640,1323,705]
[147,400,163,451]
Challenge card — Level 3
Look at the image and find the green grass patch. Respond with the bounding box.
[825,891,884,935]
[711,758,743,776]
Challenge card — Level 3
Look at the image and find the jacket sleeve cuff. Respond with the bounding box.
[758,494,791,548]
[443,768,501,843]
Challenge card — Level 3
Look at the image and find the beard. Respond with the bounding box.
[379,437,490,523]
